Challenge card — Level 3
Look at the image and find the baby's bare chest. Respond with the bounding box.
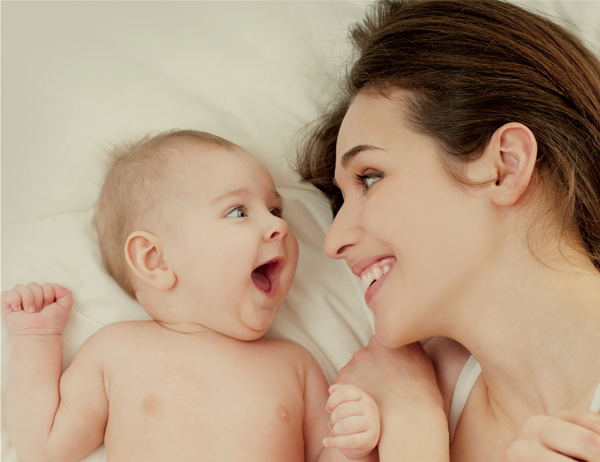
[102,341,306,461]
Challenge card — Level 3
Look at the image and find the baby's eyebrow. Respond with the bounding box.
[211,187,251,204]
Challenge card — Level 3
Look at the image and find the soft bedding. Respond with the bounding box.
[2,2,599,461]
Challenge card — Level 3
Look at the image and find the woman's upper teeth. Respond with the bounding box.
[360,258,394,290]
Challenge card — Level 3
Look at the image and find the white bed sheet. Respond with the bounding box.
[2,2,599,461]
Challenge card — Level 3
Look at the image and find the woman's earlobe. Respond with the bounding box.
[490,123,537,207]
[125,231,177,291]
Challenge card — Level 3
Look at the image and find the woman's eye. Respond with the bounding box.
[353,172,383,191]
[226,207,246,218]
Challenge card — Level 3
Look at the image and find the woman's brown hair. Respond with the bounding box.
[296,0,600,270]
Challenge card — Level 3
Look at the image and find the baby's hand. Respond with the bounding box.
[1,283,73,336]
[323,384,380,461]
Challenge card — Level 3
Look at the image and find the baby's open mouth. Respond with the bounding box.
[251,258,283,298]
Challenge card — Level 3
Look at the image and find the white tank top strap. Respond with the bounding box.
[448,355,482,442]
[591,379,600,413]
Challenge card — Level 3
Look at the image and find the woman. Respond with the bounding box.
[297,0,600,460]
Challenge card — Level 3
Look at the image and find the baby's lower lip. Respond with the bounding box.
[251,258,284,300]
[364,265,393,306]
[264,276,278,299]
[251,271,280,300]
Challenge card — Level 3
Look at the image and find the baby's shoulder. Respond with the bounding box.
[81,320,156,351]
[256,338,320,369]
[257,337,309,355]
[89,319,152,336]
[252,338,325,394]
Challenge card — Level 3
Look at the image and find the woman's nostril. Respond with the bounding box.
[337,244,351,256]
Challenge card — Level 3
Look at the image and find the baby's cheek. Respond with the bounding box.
[286,233,299,270]
[282,235,299,290]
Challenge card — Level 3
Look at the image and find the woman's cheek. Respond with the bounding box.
[363,186,404,244]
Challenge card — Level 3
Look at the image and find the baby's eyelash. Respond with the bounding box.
[225,206,247,218]
[271,206,284,218]
[353,172,383,192]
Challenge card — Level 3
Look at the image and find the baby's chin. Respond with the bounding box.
[230,322,272,342]
[238,304,281,340]
[235,329,269,342]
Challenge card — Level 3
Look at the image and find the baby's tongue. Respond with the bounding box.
[251,271,271,292]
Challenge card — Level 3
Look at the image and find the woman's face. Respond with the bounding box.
[325,92,495,347]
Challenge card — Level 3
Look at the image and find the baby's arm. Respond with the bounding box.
[2,283,109,462]
[300,348,380,462]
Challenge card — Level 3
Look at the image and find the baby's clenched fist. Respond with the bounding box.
[1,283,73,336]
[323,383,380,461]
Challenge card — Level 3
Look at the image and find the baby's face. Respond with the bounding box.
[160,146,299,340]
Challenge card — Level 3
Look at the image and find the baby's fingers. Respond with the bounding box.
[52,284,73,312]
[327,384,365,412]
[330,401,367,429]
[12,284,37,313]
[26,282,45,312]
[1,289,23,313]
[330,415,370,437]
[41,283,56,308]
[323,431,372,450]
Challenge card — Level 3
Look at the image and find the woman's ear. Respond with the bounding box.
[486,122,537,207]
[125,231,177,291]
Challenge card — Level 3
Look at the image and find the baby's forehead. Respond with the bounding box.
[165,143,278,202]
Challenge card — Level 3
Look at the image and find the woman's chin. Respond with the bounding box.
[373,329,404,348]
[374,324,420,348]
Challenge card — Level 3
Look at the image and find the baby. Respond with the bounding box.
[2,130,380,462]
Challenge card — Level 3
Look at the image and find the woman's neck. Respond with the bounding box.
[444,242,600,422]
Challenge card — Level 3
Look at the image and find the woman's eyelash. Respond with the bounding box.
[353,172,383,191]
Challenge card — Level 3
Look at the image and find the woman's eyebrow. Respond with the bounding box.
[341,144,383,168]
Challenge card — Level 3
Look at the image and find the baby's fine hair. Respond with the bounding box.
[94,129,238,298]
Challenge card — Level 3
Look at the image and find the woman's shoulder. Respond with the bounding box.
[424,336,472,418]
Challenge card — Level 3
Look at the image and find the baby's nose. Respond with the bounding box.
[265,216,288,241]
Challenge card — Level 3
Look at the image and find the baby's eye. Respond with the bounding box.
[270,208,283,218]
[226,207,246,218]
[353,172,383,192]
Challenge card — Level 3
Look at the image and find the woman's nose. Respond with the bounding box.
[264,214,289,242]
[323,202,360,259]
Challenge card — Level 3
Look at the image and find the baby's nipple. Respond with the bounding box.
[142,395,160,416]
[276,404,290,424]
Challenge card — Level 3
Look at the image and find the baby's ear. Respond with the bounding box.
[125,231,176,291]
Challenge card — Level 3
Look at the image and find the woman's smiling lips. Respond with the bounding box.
[351,255,397,305]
